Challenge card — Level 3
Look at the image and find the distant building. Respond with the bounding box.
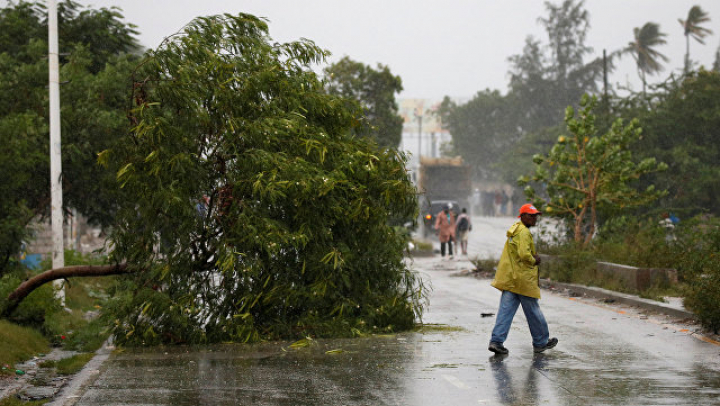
[398,99,450,172]
[24,214,107,267]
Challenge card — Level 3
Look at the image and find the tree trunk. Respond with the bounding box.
[574,216,583,244]
[640,69,646,94]
[583,197,598,248]
[3,263,131,317]
[685,34,690,74]
[574,203,589,244]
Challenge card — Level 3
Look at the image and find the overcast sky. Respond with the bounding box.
[24,1,720,100]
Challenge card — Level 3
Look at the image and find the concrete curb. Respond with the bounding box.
[0,349,80,402]
[540,279,695,320]
[45,339,114,406]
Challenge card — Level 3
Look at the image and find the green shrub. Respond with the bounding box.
[42,308,93,346]
[63,317,109,352]
[594,215,676,269]
[684,271,720,333]
[673,216,720,332]
[534,213,720,331]
[0,270,60,330]
[539,244,595,284]
[1,249,113,348]
[38,249,108,270]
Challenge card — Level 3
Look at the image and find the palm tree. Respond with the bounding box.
[625,22,669,93]
[679,5,713,74]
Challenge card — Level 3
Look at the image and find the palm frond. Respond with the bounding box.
[627,23,669,76]
[680,5,713,44]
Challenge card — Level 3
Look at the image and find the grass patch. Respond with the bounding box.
[412,240,433,252]
[470,257,497,273]
[63,317,109,352]
[0,319,49,373]
[37,359,56,369]
[0,398,49,406]
[539,248,685,299]
[414,324,466,333]
[1,250,112,373]
[638,282,686,303]
[55,353,95,375]
[41,278,113,349]
[64,277,112,312]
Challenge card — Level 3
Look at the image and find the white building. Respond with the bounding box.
[398,99,451,174]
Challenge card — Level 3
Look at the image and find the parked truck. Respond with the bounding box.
[417,156,472,237]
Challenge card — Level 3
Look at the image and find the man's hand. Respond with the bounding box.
[534,254,541,265]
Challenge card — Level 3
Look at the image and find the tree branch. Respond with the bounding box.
[3,264,133,317]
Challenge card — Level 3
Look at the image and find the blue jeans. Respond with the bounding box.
[490,290,549,347]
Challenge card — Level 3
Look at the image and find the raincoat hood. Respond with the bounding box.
[506,222,524,238]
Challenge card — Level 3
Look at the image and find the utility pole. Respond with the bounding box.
[414,107,423,163]
[414,106,424,238]
[602,49,612,120]
[603,49,608,100]
[48,0,65,305]
[431,132,436,158]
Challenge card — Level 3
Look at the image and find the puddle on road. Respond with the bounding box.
[427,363,459,369]
[413,323,466,333]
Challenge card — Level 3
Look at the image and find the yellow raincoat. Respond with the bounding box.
[491,221,541,299]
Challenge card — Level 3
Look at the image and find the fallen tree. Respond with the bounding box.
[3,263,131,317]
[99,14,424,345]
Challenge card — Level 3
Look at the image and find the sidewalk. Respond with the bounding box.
[539,279,694,320]
[434,254,696,321]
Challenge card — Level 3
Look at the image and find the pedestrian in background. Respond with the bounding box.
[455,207,472,256]
[501,190,509,216]
[435,204,456,260]
[493,190,502,217]
[488,203,558,354]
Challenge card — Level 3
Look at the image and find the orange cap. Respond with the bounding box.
[518,203,542,217]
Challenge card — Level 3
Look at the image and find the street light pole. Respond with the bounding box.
[415,107,423,163]
[431,132,436,158]
[48,0,65,305]
[414,106,424,238]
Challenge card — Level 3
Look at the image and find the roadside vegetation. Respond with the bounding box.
[0,249,112,377]
[100,13,423,345]
[0,397,48,406]
[38,353,95,376]
[2,0,720,373]
[534,215,720,332]
[444,1,720,334]
[0,319,48,375]
[1,0,419,357]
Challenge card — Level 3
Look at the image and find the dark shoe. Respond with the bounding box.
[533,337,558,353]
[488,342,509,354]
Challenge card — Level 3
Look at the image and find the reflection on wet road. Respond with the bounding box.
[70,256,720,405]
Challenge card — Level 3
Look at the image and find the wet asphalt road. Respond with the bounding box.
[58,217,720,405]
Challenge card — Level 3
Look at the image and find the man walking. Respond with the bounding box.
[455,208,472,256]
[488,204,558,354]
